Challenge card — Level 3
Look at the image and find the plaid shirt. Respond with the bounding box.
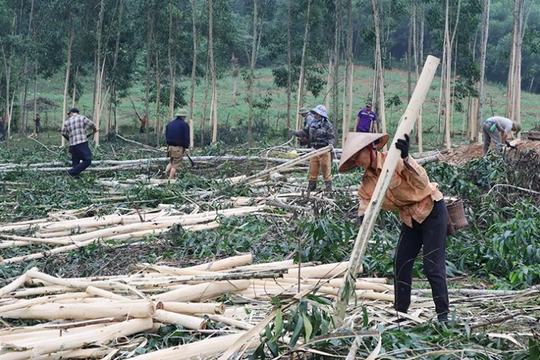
[357,152,443,228]
[62,114,96,146]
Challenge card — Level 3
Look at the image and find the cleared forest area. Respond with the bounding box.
[1,0,540,358]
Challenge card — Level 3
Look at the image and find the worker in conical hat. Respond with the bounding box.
[339,132,450,323]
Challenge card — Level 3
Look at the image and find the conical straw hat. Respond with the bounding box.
[338,132,390,173]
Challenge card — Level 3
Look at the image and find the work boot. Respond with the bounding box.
[306,180,317,197]
[324,180,332,193]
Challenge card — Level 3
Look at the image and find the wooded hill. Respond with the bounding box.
[0,0,538,150]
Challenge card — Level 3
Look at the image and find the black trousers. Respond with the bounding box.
[394,199,449,318]
[69,142,93,176]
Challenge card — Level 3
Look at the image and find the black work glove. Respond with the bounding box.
[395,134,410,159]
[356,215,364,227]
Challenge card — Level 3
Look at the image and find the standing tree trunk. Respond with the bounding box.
[442,0,461,149]
[506,0,525,132]
[209,0,218,143]
[61,21,74,147]
[92,0,106,147]
[189,0,198,149]
[110,0,124,135]
[167,0,176,122]
[18,0,35,137]
[71,66,78,108]
[295,0,312,133]
[247,0,258,146]
[231,54,239,106]
[200,59,210,146]
[342,0,354,145]
[286,0,292,133]
[443,0,452,149]
[33,62,37,134]
[155,54,162,145]
[331,0,342,130]
[145,7,154,144]
[0,35,13,147]
[476,0,490,142]
[372,0,386,135]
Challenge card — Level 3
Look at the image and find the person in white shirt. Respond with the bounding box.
[483,116,521,153]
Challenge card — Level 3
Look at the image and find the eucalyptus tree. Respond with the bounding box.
[506,0,531,127]
[474,0,490,141]
[342,0,354,144]
[0,1,19,146]
[198,0,238,144]
[247,0,258,146]
[189,0,199,148]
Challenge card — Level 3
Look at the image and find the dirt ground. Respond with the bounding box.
[440,139,540,166]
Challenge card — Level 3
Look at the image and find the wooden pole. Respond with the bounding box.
[334,55,440,321]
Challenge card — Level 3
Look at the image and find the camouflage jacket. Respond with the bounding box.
[292,117,335,149]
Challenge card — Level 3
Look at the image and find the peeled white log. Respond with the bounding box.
[271,277,393,292]
[25,269,147,299]
[155,280,250,302]
[205,314,254,330]
[153,309,206,330]
[0,292,89,313]
[7,285,72,297]
[129,332,260,360]
[0,270,33,297]
[0,317,153,359]
[35,348,111,360]
[2,301,155,320]
[285,262,361,279]
[137,264,218,276]
[0,322,110,346]
[2,222,218,264]
[228,259,295,272]
[185,253,253,271]
[0,240,37,248]
[161,302,225,315]
[85,286,130,300]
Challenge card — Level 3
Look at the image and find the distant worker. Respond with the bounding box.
[298,107,315,127]
[140,115,147,134]
[291,105,335,194]
[0,116,6,141]
[482,116,522,154]
[355,100,378,133]
[61,108,97,178]
[162,109,190,179]
[294,107,315,146]
[35,113,41,135]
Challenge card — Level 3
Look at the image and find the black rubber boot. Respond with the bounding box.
[324,180,332,192]
[306,180,317,197]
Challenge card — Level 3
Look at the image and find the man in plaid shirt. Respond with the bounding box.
[62,108,97,177]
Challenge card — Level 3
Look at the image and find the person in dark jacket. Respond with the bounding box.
[291,105,335,195]
[163,109,190,179]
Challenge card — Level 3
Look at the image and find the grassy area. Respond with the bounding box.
[8,63,540,151]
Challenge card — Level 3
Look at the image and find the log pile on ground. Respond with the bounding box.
[3,253,537,358]
[0,205,265,264]
[0,254,398,359]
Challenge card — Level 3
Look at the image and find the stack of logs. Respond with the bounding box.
[0,204,265,264]
[0,254,395,359]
